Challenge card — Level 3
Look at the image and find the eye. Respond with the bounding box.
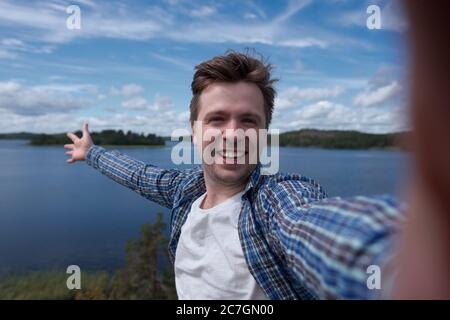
[208,116,224,123]
[242,118,256,124]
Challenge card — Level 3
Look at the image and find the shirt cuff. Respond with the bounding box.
[85,145,106,169]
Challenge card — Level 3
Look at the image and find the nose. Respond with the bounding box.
[222,119,240,132]
[222,120,246,148]
[222,119,241,138]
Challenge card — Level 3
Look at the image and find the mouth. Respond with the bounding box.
[216,149,248,162]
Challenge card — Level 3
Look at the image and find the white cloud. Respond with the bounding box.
[121,94,174,112]
[272,99,406,133]
[278,38,327,48]
[275,86,344,109]
[353,81,401,107]
[149,95,174,111]
[296,100,344,119]
[0,81,187,136]
[111,83,144,96]
[121,97,148,110]
[0,108,191,136]
[0,81,95,115]
[271,63,408,134]
[0,81,20,92]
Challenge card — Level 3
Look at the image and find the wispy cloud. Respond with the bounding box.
[353,81,401,107]
[244,0,267,19]
[0,37,55,59]
[352,65,403,107]
[272,0,311,24]
[0,0,329,50]
[151,53,194,71]
[0,1,164,44]
[189,5,217,18]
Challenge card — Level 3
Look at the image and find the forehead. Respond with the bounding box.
[198,81,265,117]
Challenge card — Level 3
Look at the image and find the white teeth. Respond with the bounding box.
[218,150,245,158]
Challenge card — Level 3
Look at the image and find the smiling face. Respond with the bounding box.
[192,81,266,187]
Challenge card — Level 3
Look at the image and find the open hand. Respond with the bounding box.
[64,122,94,163]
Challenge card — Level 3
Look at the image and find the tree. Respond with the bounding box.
[109,213,177,299]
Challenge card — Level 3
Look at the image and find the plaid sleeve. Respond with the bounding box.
[85,145,184,209]
[266,183,404,299]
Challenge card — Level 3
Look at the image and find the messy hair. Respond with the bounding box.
[189,50,278,128]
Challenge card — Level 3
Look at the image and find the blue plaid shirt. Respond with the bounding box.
[86,145,403,300]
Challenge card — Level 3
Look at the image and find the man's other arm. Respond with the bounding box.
[85,145,184,208]
[64,123,184,209]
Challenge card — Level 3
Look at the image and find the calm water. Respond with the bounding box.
[0,140,408,276]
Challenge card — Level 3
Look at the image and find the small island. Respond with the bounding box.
[0,130,166,146]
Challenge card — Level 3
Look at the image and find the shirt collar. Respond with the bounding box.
[243,163,263,196]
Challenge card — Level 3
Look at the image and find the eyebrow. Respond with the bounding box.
[203,110,228,118]
[203,111,263,122]
[240,112,263,121]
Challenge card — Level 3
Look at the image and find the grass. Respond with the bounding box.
[0,270,112,300]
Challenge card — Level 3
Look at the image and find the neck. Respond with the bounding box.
[201,176,247,209]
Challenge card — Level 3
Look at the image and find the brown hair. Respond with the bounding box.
[189,50,278,128]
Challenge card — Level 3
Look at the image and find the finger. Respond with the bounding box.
[66,132,79,143]
[83,122,89,136]
[65,151,73,156]
[64,144,74,149]
[66,158,75,164]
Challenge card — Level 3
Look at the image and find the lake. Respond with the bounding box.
[0,139,408,277]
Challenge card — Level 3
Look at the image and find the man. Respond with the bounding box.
[65,52,402,299]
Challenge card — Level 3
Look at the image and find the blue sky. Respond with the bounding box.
[0,0,408,135]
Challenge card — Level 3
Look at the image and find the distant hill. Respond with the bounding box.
[278,129,407,150]
[0,128,408,149]
[0,130,165,146]
[0,132,37,140]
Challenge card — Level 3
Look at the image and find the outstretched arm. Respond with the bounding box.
[263,182,404,299]
[64,123,184,209]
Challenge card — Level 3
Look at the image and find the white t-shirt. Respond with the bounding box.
[174,191,268,300]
